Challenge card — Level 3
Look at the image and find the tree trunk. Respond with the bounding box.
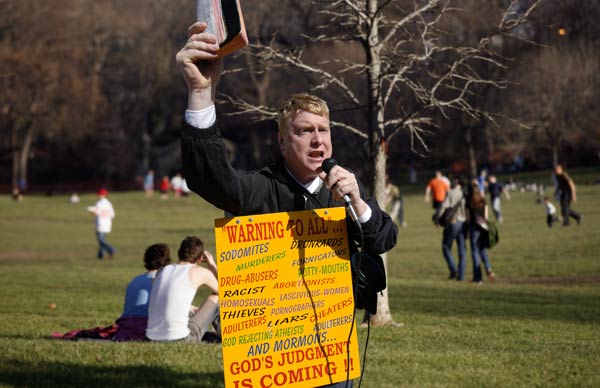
[18,124,35,190]
[10,118,34,190]
[552,143,559,167]
[364,0,395,326]
[11,129,20,189]
[250,77,270,167]
[484,125,495,169]
[465,126,477,179]
[370,140,394,325]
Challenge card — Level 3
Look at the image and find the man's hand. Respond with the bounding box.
[200,250,216,266]
[319,166,368,216]
[175,22,223,110]
[199,250,218,279]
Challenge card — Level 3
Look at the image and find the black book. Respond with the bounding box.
[196,0,248,57]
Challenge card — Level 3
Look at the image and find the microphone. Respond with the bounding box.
[322,158,360,227]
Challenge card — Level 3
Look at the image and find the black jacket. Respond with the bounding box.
[181,120,397,254]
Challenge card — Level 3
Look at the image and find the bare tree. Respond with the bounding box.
[0,0,89,190]
[503,41,600,167]
[0,0,192,187]
[222,0,540,326]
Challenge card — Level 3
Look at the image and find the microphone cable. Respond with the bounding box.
[322,158,371,388]
[301,160,373,388]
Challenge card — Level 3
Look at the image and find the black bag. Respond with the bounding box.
[434,202,459,228]
[351,252,386,315]
[441,206,457,227]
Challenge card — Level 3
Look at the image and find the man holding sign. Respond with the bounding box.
[177,21,397,387]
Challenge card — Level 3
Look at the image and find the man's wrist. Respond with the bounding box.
[357,205,372,223]
[187,88,214,110]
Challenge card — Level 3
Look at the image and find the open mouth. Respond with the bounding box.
[308,151,325,160]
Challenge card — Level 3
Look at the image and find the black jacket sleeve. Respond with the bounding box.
[181,120,268,215]
[351,182,398,255]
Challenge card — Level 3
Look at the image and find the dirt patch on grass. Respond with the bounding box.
[0,251,41,261]
[504,276,600,286]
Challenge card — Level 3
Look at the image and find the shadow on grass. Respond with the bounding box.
[393,282,600,324]
[0,359,224,388]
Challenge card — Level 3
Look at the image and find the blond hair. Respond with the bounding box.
[277,93,329,132]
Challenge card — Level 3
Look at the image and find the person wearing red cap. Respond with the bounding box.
[87,188,116,259]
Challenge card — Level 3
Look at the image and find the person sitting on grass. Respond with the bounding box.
[113,243,172,341]
[52,243,171,341]
[146,236,220,343]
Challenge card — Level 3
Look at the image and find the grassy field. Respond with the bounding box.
[0,171,599,388]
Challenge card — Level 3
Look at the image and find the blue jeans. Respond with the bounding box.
[491,197,502,222]
[559,194,581,226]
[442,221,466,280]
[469,225,491,282]
[96,232,114,259]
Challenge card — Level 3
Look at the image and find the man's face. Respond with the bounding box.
[279,111,332,184]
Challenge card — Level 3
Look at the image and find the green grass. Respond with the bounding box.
[0,174,599,387]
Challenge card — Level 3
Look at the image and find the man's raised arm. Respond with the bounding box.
[175,22,223,110]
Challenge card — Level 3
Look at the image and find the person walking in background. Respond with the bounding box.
[425,170,450,210]
[408,161,418,184]
[143,169,155,198]
[554,165,583,226]
[487,174,510,223]
[159,176,170,199]
[543,197,560,228]
[170,172,184,198]
[466,180,495,284]
[87,188,115,260]
[114,243,172,341]
[477,169,488,195]
[385,174,406,227]
[146,236,220,343]
[11,186,23,201]
[435,177,467,281]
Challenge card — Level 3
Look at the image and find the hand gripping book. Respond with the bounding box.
[196,0,248,58]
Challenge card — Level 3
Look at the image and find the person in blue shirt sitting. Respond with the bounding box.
[114,243,172,341]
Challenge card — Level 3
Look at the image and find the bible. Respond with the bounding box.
[197,0,248,58]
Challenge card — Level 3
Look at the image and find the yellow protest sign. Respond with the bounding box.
[214,207,360,388]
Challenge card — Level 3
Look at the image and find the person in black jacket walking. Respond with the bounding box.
[554,165,582,226]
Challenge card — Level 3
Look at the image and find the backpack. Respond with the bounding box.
[351,252,386,315]
[480,221,500,249]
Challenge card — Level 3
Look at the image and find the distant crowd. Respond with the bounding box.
[143,169,191,199]
[421,164,583,284]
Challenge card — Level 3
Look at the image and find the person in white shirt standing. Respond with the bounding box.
[87,188,116,259]
[170,172,184,198]
[146,236,220,343]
